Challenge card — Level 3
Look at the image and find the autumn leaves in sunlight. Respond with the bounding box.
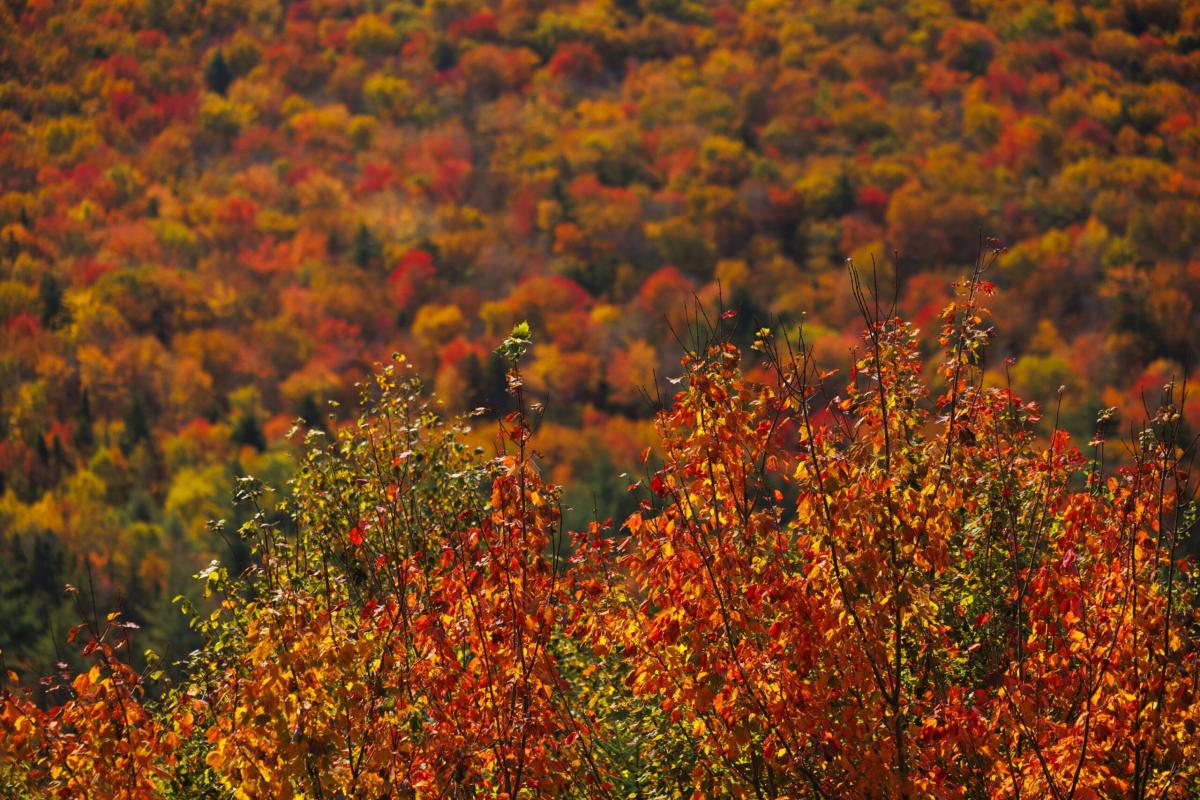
[4,268,1200,798]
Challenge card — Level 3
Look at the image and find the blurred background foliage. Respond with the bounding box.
[2,0,1200,680]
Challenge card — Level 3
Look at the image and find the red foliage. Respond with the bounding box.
[857,184,889,220]
[548,42,604,83]
[448,11,499,40]
[354,161,397,195]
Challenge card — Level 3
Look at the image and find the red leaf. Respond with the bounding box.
[1061,549,1076,570]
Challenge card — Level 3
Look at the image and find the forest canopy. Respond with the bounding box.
[3,0,1200,793]
[4,0,1200,678]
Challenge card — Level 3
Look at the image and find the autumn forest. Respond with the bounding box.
[2,0,1200,796]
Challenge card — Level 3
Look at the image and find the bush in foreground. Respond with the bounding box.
[3,267,1199,798]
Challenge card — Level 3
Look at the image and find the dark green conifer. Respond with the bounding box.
[121,395,152,452]
[204,48,233,95]
[351,222,382,269]
[231,412,266,451]
[39,272,63,327]
[74,389,94,452]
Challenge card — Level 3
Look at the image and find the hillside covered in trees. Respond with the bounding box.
[2,0,1200,715]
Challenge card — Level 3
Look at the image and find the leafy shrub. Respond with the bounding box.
[3,284,1199,798]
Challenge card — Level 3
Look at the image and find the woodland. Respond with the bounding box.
[2,0,1200,796]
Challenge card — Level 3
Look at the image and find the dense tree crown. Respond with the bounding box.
[4,0,1200,679]
[3,275,1199,797]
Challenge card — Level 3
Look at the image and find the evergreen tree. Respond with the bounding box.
[33,433,49,465]
[294,394,327,432]
[351,222,382,269]
[432,38,458,71]
[0,538,41,660]
[231,412,266,451]
[121,395,151,453]
[38,272,63,328]
[73,389,94,452]
[204,48,233,95]
[0,532,69,681]
[463,351,510,414]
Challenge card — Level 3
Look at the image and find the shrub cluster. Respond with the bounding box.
[3,271,1199,798]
